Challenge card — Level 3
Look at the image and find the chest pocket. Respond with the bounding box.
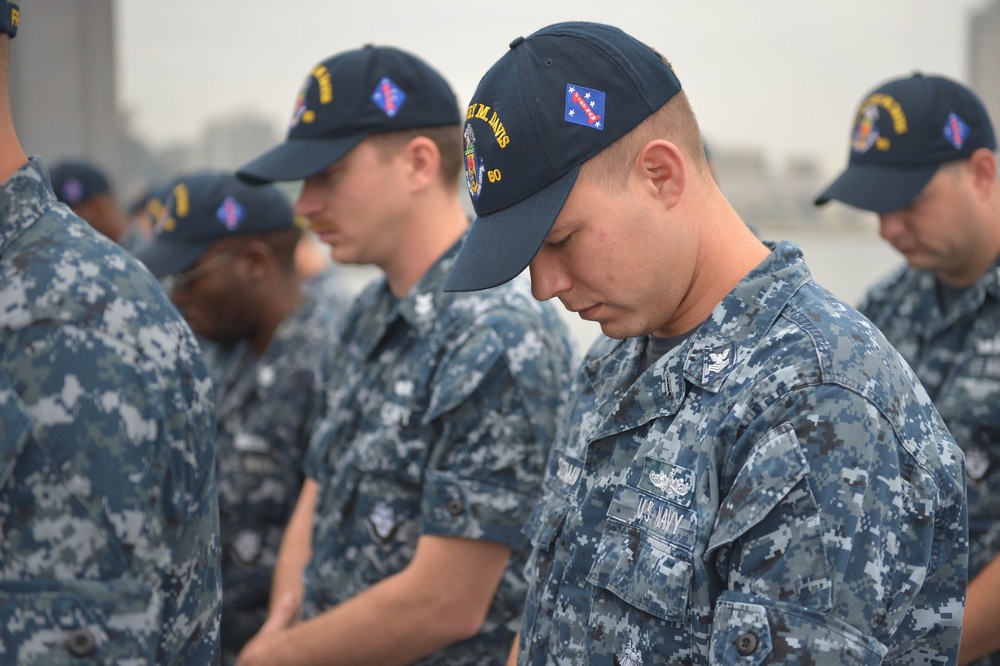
[346,399,431,483]
[0,577,157,664]
[586,484,696,622]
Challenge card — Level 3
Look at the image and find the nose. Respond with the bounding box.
[294,179,323,222]
[528,248,571,302]
[877,210,906,243]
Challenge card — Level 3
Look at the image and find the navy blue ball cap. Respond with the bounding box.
[236,45,461,185]
[444,22,682,292]
[135,172,296,278]
[815,73,997,213]
[49,159,111,206]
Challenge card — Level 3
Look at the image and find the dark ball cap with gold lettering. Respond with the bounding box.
[0,1,19,38]
[236,45,461,185]
[135,172,296,278]
[444,22,682,293]
[815,73,997,213]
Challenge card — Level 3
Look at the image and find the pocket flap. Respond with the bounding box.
[522,495,570,552]
[0,577,156,663]
[0,374,34,495]
[586,518,692,622]
[707,422,809,554]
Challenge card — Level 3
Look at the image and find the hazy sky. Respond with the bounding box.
[116,0,990,178]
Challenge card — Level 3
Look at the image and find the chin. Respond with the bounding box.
[598,321,640,340]
[329,249,358,266]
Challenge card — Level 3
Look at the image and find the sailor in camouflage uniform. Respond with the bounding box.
[231,45,575,666]
[0,7,222,663]
[137,172,345,664]
[446,23,968,665]
[817,73,1000,664]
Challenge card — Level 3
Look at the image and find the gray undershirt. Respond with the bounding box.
[638,328,697,376]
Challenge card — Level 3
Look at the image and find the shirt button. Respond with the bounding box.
[735,631,758,656]
[447,499,464,516]
[64,628,97,657]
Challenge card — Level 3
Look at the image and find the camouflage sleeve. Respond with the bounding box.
[420,322,559,550]
[142,332,222,664]
[707,385,966,664]
[157,419,223,665]
[0,332,221,665]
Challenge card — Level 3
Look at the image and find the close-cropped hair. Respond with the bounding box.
[367,124,463,186]
[585,88,709,191]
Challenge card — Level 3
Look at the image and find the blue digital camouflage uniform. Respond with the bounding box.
[208,289,345,665]
[0,158,221,664]
[519,241,968,665]
[302,239,575,666]
[303,262,354,315]
[860,259,1000,664]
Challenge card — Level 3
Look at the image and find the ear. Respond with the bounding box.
[967,147,997,201]
[633,139,685,209]
[402,136,441,192]
[238,240,274,282]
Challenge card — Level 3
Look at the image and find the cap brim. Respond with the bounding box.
[135,239,211,279]
[236,135,368,185]
[814,162,940,213]
[445,165,580,292]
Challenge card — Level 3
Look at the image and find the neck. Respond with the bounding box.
[937,197,1000,288]
[382,187,469,298]
[671,180,770,334]
[0,41,25,183]
[249,277,303,356]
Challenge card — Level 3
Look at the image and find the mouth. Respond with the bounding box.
[888,237,918,253]
[574,304,601,320]
[315,231,341,246]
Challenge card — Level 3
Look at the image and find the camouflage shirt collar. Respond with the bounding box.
[265,289,322,359]
[0,157,56,259]
[901,255,1000,332]
[356,236,464,359]
[981,254,1000,299]
[681,240,810,390]
[395,237,463,335]
[582,240,811,395]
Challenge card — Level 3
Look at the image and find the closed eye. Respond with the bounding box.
[548,232,572,248]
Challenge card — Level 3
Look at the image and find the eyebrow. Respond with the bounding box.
[546,217,575,240]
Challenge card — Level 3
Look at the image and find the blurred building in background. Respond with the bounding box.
[8,0,124,192]
[5,2,281,205]
[201,114,280,171]
[968,0,1000,131]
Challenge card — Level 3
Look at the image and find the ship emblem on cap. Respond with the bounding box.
[852,105,881,154]
[464,124,486,200]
